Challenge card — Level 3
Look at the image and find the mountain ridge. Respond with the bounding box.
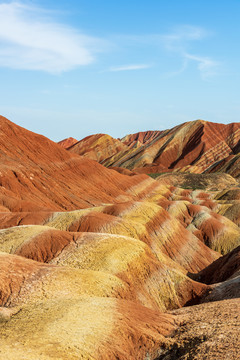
[60,119,240,176]
[0,115,239,359]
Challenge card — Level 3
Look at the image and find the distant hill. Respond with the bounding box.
[61,120,240,176]
[58,136,78,149]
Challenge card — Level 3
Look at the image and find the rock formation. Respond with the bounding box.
[63,120,240,176]
[58,136,78,148]
[0,116,239,359]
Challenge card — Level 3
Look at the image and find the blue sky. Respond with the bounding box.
[0,0,240,141]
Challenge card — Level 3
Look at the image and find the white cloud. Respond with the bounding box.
[0,2,103,73]
[160,25,218,78]
[110,26,218,79]
[161,25,207,50]
[109,64,152,72]
[116,26,207,50]
[0,6,219,79]
[184,53,218,78]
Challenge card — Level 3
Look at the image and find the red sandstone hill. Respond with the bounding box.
[0,115,150,212]
[63,120,240,176]
[121,130,162,148]
[66,133,129,163]
[58,137,78,149]
[0,116,240,359]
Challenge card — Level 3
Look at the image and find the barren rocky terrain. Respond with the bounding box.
[0,116,239,359]
[61,120,240,177]
[158,299,240,360]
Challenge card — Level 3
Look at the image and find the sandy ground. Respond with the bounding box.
[156,298,240,360]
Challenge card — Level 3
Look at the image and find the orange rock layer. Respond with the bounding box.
[63,120,240,176]
[0,116,239,359]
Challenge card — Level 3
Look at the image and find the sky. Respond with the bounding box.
[0,0,240,141]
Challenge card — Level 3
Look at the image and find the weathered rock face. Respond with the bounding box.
[124,120,240,174]
[196,245,240,284]
[58,137,78,149]
[0,115,151,212]
[121,130,162,148]
[0,116,240,359]
[63,120,240,175]
[67,133,129,163]
[206,153,240,177]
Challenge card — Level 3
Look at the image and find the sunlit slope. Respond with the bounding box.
[64,120,240,175]
[0,116,153,212]
[67,133,129,163]
[0,252,176,360]
[1,117,240,359]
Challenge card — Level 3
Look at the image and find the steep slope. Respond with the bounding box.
[0,116,150,212]
[120,120,240,173]
[58,137,78,149]
[206,153,240,178]
[67,133,129,163]
[63,120,240,175]
[195,246,240,284]
[121,130,162,148]
[1,116,240,359]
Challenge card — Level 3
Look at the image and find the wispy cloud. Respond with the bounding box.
[109,64,152,72]
[0,2,103,73]
[160,25,218,78]
[0,4,219,79]
[161,25,207,50]
[184,53,218,78]
[115,26,218,79]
